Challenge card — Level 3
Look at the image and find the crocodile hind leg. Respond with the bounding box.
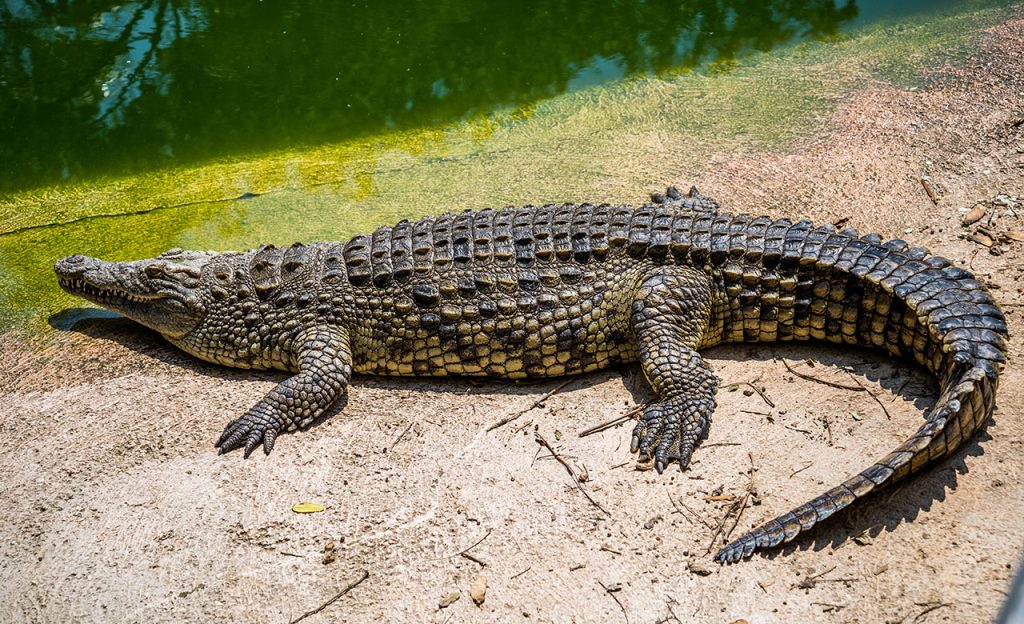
[629,266,719,473]
[216,327,352,458]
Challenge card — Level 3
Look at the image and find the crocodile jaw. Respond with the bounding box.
[55,254,204,339]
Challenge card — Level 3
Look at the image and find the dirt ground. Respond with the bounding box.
[2,15,1024,624]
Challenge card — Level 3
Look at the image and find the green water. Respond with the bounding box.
[0,0,1016,331]
[1,0,867,193]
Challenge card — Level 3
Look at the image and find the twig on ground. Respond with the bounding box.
[598,581,630,624]
[747,451,757,494]
[512,419,534,434]
[724,376,775,408]
[510,566,532,580]
[912,601,953,622]
[722,491,751,543]
[790,461,814,477]
[288,569,369,624]
[456,528,492,567]
[812,602,847,612]
[578,403,649,438]
[782,359,865,391]
[458,530,491,556]
[744,382,775,408]
[843,370,893,420]
[705,497,741,553]
[665,595,683,623]
[794,565,838,589]
[707,452,757,550]
[460,552,487,567]
[487,379,575,431]
[893,379,911,401]
[666,491,694,525]
[535,432,610,516]
[387,422,414,453]
[708,493,749,553]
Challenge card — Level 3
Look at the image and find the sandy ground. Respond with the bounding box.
[2,15,1024,624]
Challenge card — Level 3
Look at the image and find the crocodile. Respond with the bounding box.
[54,186,1007,563]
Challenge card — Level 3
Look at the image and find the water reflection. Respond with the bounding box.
[90,1,207,129]
[0,0,858,194]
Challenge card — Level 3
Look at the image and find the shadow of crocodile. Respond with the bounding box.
[50,308,989,559]
[689,343,989,562]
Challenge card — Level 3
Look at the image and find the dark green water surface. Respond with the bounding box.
[0,0,973,195]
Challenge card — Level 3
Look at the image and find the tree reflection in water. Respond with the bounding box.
[0,0,857,193]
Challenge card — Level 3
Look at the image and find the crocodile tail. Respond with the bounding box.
[715,237,1007,563]
[716,361,997,563]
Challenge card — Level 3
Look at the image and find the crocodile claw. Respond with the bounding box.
[629,397,711,473]
[215,408,284,457]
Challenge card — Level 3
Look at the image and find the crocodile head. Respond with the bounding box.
[55,249,217,339]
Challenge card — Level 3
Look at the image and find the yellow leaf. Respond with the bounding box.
[292,502,325,514]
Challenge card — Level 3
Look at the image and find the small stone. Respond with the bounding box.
[321,541,336,565]
[643,515,662,530]
[469,576,487,605]
[439,591,460,608]
[688,558,713,576]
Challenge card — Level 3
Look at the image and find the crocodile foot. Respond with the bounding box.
[215,408,286,458]
[630,396,713,473]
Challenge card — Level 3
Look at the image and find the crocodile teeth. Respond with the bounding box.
[62,278,155,303]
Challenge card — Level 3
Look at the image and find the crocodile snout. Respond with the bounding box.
[54,254,94,278]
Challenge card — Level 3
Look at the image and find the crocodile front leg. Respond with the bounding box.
[629,267,719,473]
[216,327,352,458]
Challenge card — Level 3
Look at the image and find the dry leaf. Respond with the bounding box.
[921,178,939,204]
[970,232,994,247]
[1003,230,1024,242]
[705,494,735,502]
[963,204,987,225]
[291,502,325,514]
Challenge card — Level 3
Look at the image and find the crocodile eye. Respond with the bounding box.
[145,263,165,278]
